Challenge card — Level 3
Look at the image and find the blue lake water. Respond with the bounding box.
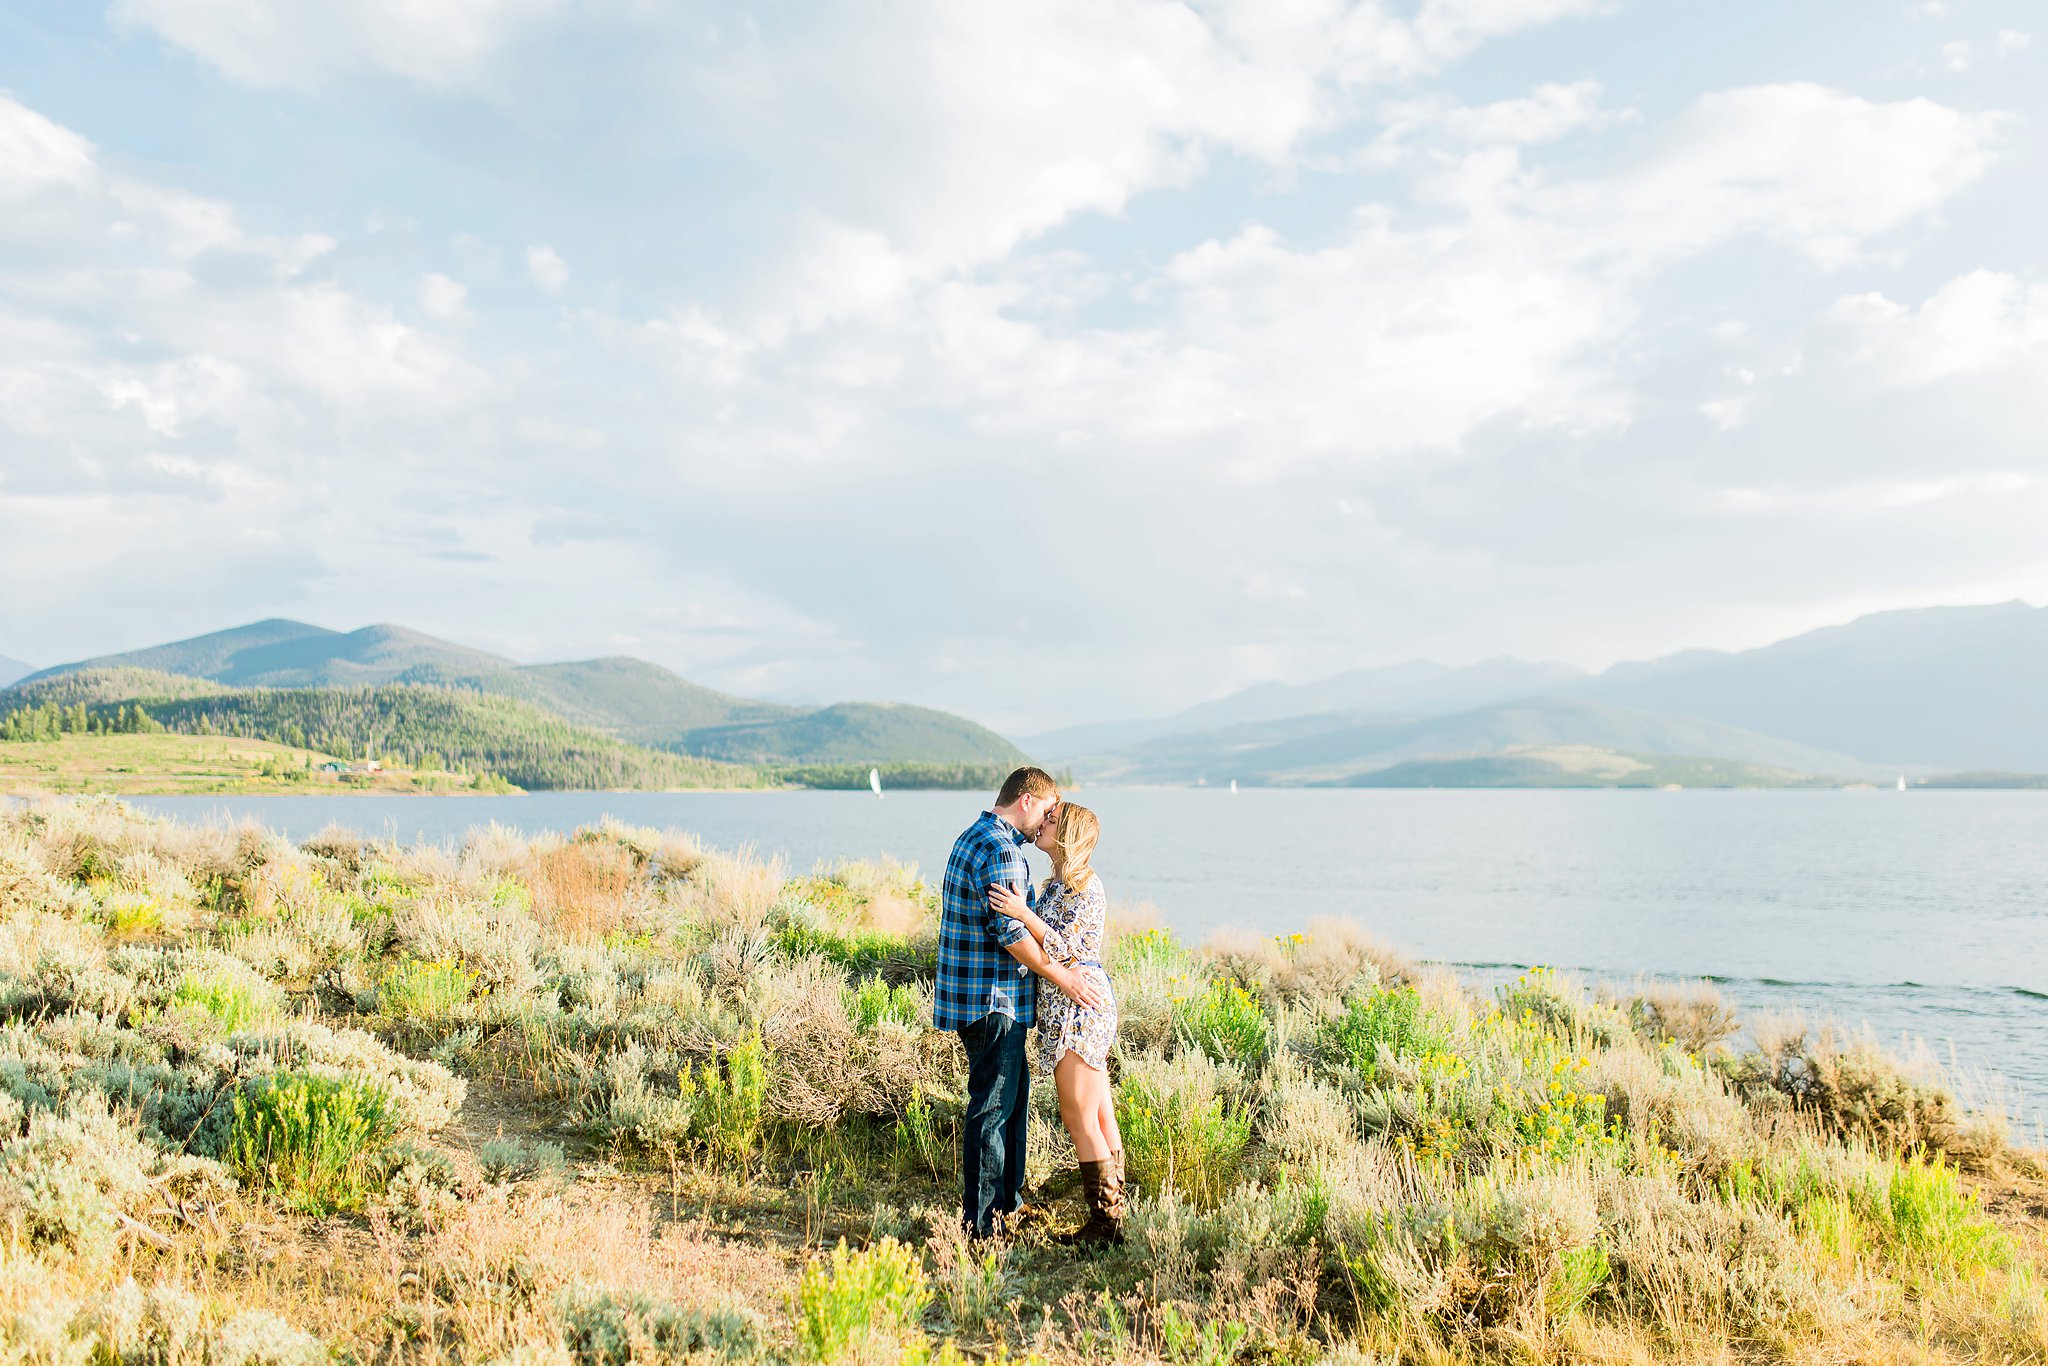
[123,788,2048,1124]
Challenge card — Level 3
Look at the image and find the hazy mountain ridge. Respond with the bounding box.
[0,656,35,689]
[1336,745,1834,789]
[20,620,1020,768]
[1577,601,2048,770]
[1069,695,1883,785]
[1024,656,1584,757]
[1041,601,2048,782]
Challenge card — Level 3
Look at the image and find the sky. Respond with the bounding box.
[1,0,2044,734]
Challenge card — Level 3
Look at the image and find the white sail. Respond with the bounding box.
[869,767,883,797]
[1896,775,1907,792]
[1229,778,1238,794]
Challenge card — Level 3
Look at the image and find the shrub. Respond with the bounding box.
[1111,926,1188,975]
[1716,1021,1991,1162]
[560,1287,766,1364]
[1513,1055,1623,1164]
[1496,967,1589,1040]
[772,922,922,980]
[1120,1059,1253,1211]
[795,1237,929,1364]
[84,1279,209,1365]
[1320,986,1449,1084]
[212,1308,328,1366]
[1616,978,1740,1053]
[847,977,922,1033]
[377,957,480,1025]
[610,1034,770,1171]
[1175,976,1270,1067]
[225,1071,398,1213]
[686,1032,767,1170]
[0,1096,230,1268]
[97,891,166,938]
[166,970,278,1034]
[478,1135,567,1183]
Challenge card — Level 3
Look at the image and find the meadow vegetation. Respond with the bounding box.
[0,797,2042,1364]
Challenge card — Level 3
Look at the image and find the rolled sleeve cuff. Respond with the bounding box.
[989,912,1029,947]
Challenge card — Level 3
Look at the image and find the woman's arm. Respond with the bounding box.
[987,882,1051,944]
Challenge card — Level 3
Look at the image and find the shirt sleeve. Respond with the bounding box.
[983,842,1030,947]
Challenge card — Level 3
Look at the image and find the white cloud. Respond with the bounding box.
[418,271,469,322]
[1546,83,2004,270]
[1942,40,1972,71]
[0,97,96,194]
[1998,30,2033,57]
[1411,0,1614,62]
[1822,270,2048,387]
[112,0,567,91]
[525,244,569,294]
[856,83,2004,470]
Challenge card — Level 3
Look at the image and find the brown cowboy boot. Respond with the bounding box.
[1064,1159,1126,1247]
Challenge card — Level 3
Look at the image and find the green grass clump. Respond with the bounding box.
[226,1071,399,1214]
[772,922,920,978]
[1322,985,1451,1082]
[166,971,276,1034]
[1174,976,1270,1066]
[377,957,480,1025]
[847,977,922,1032]
[1120,1072,1253,1211]
[1111,926,1188,974]
[795,1237,929,1363]
[667,1033,769,1172]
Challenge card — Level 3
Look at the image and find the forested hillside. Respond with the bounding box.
[1,673,762,791]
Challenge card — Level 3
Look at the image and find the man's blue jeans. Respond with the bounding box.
[958,1011,1030,1236]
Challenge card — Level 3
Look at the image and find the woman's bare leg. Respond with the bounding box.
[1055,1051,1110,1161]
[1096,1087,1122,1165]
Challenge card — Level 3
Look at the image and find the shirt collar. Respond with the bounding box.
[985,809,1033,846]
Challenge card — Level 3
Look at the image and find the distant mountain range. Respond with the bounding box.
[15,600,2048,790]
[0,656,31,689]
[7,619,1027,779]
[1575,601,2048,770]
[1066,696,1883,785]
[1025,656,1585,756]
[1027,601,2048,786]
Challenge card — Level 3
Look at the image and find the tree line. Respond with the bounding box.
[2,684,763,791]
[0,700,165,742]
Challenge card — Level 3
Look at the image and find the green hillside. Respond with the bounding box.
[2,674,762,791]
[1335,744,1837,788]
[27,619,1023,767]
[466,657,798,739]
[676,701,1031,766]
[4,667,232,705]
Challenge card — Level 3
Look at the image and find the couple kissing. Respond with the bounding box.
[934,766,1124,1246]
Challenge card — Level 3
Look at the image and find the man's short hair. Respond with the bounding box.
[997,766,1060,807]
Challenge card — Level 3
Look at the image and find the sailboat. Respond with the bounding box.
[1896,775,1907,792]
[869,767,883,798]
[1229,778,1238,794]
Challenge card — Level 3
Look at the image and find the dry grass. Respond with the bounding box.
[0,794,2043,1366]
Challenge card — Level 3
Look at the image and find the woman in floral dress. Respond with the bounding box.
[988,803,1124,1244]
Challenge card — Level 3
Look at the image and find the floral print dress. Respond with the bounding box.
[1033,875,1118,1074]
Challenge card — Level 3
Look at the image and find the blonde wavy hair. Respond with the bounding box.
[1046,802,1099,895]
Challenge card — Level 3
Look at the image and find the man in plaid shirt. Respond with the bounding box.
[938,766,1103,1238]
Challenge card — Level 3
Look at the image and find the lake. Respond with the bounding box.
[123,788,2048,1122]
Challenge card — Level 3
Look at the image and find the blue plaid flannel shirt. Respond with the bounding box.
[933,810,1038,1030]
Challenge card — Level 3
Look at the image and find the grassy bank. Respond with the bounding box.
[0,798,2042,1365]
[0,733,513,796]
